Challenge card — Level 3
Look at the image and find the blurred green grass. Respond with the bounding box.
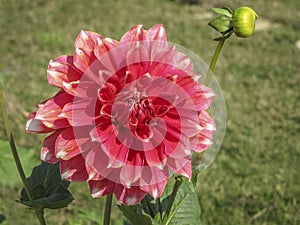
[0,0,299,224]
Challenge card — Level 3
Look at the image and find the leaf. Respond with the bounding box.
[17,161,74,210]
[118,204,154,225]
[191,169,199,187]
[210,7,233,17]
[0,141,38,186]
[163,180,202,225]
[208,16,232,33]
[140,194,171,219]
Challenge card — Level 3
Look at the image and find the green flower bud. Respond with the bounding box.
[232,7,258,38]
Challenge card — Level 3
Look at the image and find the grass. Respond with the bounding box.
[0,0,299,224]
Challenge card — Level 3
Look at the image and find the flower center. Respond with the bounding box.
[129,96,155,141]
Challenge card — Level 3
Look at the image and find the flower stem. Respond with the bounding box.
[162,176,183,225]
[0,87,32,201]
[205,39,226,85]
[103,194,113,225]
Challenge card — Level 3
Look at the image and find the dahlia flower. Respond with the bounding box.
[26,24,215,205]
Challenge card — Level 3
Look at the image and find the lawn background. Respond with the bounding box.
[0,0,299,224]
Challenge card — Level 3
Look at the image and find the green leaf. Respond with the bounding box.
[0,141,38,186]
[140,194,171,219]
[17,161,74,210]
[191,169,199,187]
[208,16,232,33]
[210,7,233,17]
[118,204,154,225]
[163,180,202,225]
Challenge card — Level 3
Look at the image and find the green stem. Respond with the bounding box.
[35,209,47,225]
[162,177,183,225]
[205,39,226,85]
[0,86,47,225]
[103,194,113,225]
[0,87,32,201]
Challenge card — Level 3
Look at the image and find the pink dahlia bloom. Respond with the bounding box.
[26,24,215,205]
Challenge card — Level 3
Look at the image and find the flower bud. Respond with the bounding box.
[232,7,258,38]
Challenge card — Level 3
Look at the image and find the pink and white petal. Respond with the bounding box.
[94,38,119,59]
[60,155,89,182]
[47,55,82,88]
[164,138,191,158]
[120,25,145,45]
[55,126,93,160]
[63,79,99,98]
[73,48,97,73]
[147,24,167,43]
[120,150,144,188]
[114,184,147,206]
[98,82,117,103]
[89,179,115,198]
[140,167,169,199]
[176,51,194,71]
[75,30,103,51]
[199,110,216,135]
[102,136,129,168]
[84,144,115,179]
[61,80,79,96]
[90,116,113,143]
[26,112,54,133]
[35,92,73,129]
[40,131,62,163]
[144,143,167,170]
[190,111,215,152]
[167,156,192,180]
[61,99,95,127]
[149,51,178,77]
[126,44,150,78]
[177,78,214,111]
[190,134,213,152]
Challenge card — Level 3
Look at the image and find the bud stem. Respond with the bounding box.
[0,86,47,225]
[205,39,226,85]
[0,88,32,198]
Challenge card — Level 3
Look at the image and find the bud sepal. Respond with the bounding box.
[209,6,258,40]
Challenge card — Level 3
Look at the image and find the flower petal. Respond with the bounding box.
[89,179,147,205]
[75,30,103,51]
[55,126,94,160]
[41,131,61,163]
[89,178,115,197]
[62,99,95,126]
[73,48,97,73]
[147,24,167,42]
[60,154,89,182]
[140,166,169,199]
[26,112,54,133]
[114,184,147,205]
[120,25,145,45]
[144,143,167,169]
[190,111,216,152]
[47,55,82,89]
[35,91,73,129]
[120,150,145,188]
[167,156,192,180]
